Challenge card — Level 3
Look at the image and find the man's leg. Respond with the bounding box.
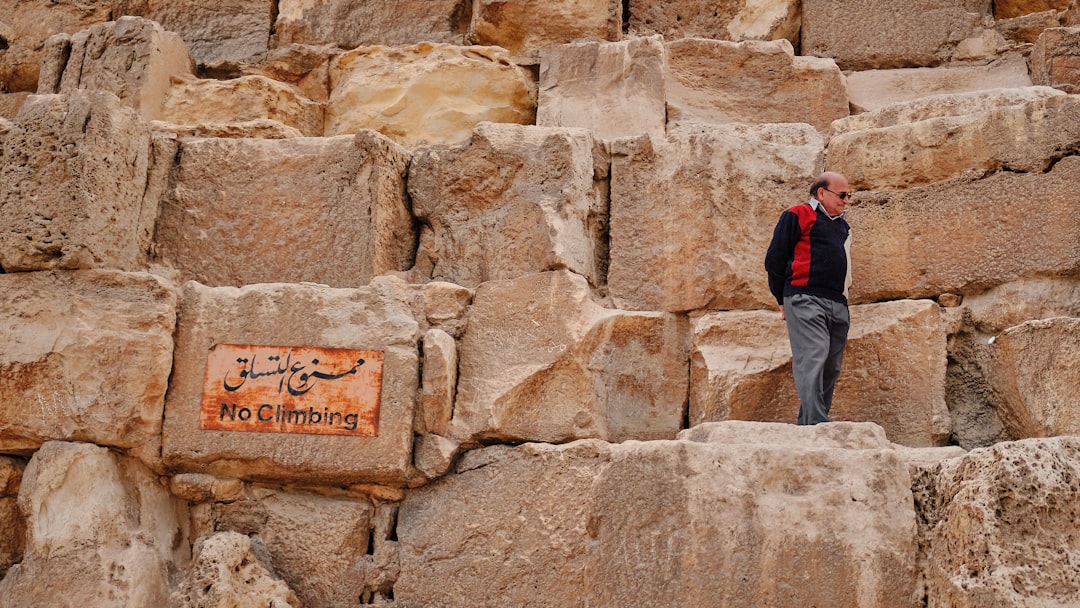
[821,300,850,412]
[784,294,831,425]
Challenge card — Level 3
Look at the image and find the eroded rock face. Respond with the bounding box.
[409,123,605,288]
[629,0,801,45]
[468,0,622,58]
[0,0,113,93]
[1031,26,1080,93]
[914,437,1080,607]
[397,422,920,608]
[160,74,324,136]
[0,456,26,578]
[608,122,824,312]
[0,270,177,454]
[993,0,1074,19]
[0,441,190,607]
[113,0,272,66]
[273,0,469,48]
[154,131,414,288]
[171,531,301,608]
[449,270,689,446]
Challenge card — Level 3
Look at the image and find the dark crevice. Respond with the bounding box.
[622,0,630,34]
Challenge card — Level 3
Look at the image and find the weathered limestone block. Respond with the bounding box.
[39,17,195,121]
[171,531,301,608]
[844,55,1034,113]
[160,74,323,137]
[397,422,920,608]
[273,0,468,48]
[963,277,1080,333]
[0,91,157,271]
[0,456,26,578]
[987,317,1080,438]
[1032,27,1080,93]
[237,44,337,103]
[162,277,420,486]
[690,300,950,447]
[666,38,848,132]
[154,131,413,287]
[326,44,537,148]
[417,328,457,435]
[608,122,824,312]
[409,123,605,287]
[149,119,305,139]
[847,156,1080,302]
[538,36,666,141]
[628,0,800,44]
[802,0,990,70]
[0,0,113,93]
[413,433,461,479]
[169,472,244,504]
[449,270,689,446]
[468,0,622,58]
[419,281,473,338]
[0,270,177,454]
[829,89,1080,190]
[994,0,1074,19]
[0,92,31,120]
[995,10,1062,44]
[914,437,1080,607]
[0,441,190,607]
[112,0,272,66]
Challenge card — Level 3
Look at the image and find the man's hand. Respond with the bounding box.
[780,306,786,321]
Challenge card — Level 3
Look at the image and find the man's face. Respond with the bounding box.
[818,177,850,217]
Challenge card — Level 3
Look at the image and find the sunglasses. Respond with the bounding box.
[823,187,851,200]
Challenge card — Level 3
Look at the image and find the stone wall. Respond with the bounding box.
[1,1,1079,606]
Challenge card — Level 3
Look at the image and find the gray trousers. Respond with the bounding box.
[783,294,850,425]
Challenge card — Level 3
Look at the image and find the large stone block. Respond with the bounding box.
[847,156,1080,302]
[154,131,414,287]
[0,0,113,93]
[690,300,950,447]
[628,0,800,45]
[666,38,848,132]
[802,0,990,70]
[0,456,26,578]
[1032,27,1080,93]
[171,532,301,608]
[409,123,605,288]
[397,422,920,608]
[0,441,190,607]
[160,74,323,137]
[39,16,195,121]
[994,0,1074,19]
[538,36,666,141]
[608,122,824,312]
[273,0,469,48]
[449,270,689,446]
[829,88,1080,190]
[0,270,177,454]
[161,278,421,486]
[468,0,622,58]
[0,91,157,271]
[914,437,1080,607]
[112,0,272,66]
[326,44,537,148]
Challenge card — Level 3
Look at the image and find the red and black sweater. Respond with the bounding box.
[764,200,852,307]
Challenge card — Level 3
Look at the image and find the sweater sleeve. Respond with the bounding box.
[764,210,800,306]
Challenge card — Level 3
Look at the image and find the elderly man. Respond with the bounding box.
[764,171,852,425]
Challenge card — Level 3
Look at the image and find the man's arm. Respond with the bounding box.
[764,210,799,307]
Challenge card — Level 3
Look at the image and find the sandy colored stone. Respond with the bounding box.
[113,0,272,66]
[690,300,950,447]
[802,0,990,70]
[666,38,848,132]
[0,456,26,578]
[171,531,301,608]
[0,270,177,454]
[0,91,158,271]
[273,0,468,48]
[326,43,536,148]
[468,0,622,58]
[995,10,1062,44]
[1032,27,1080,93]
[0,92,31,120]
[538,36,666,141]
[149,118,306,139]
[417,328,457,436]
[963,277,1080,333]
[235,44,337,103]
[449,270,689,446]
[40,17,195,121]
[608,122,824,312]
[847,156,1080,303]
[397,422,919,607]
[161,277,420,486]
[420,281,473,338]
[0,0,113,93]
[994,0,1074,18]
[413,433,461,479]
[829,89,1080,190]
[913,437,1080,607]
[160,74,323,137]
[409,123,605,287]
[629,0,800,44]
[154,131,413,288]
[0,441,190,607]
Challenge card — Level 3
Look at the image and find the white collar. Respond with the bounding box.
[809,197,844,220]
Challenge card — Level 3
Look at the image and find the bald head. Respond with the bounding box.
[809,171,850,217]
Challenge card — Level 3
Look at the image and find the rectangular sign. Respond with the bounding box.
[200,344,383,436]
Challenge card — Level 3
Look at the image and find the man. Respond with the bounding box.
[764,171,852,425]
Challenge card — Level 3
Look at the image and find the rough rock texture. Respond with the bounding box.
[160,74,324,137]
[234,44,337,103]
[802,0,990,70]
[913,437,1080,607]
[409,123,605,288]
[468,0,622,58]
[326,44,537,147]
[0,270,177,454]
[0,92,31,121]
[154,131,414,288]
[964,277,1080,333]
[0,441,190,607]
[666,38,848,132]
[171,531,301,608]
[397,422,920,608]
[449,270,689,446]
[847,156,1080,302]
[690,300,950,447]
[113,0,272,66]
[629,0,801,43]
[0,456,26,578]
[0,91,157,272]
[273,0,469,48]
[1031,27,1080,93]
[162,278,420,486]
[39,17,195,121]
[608,122,824,312]
[538,36,667,141]
[417,328,457,436]
[994,0,1075,19]
[0,0,113,93]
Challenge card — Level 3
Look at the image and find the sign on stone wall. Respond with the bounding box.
[200,345,383,436]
